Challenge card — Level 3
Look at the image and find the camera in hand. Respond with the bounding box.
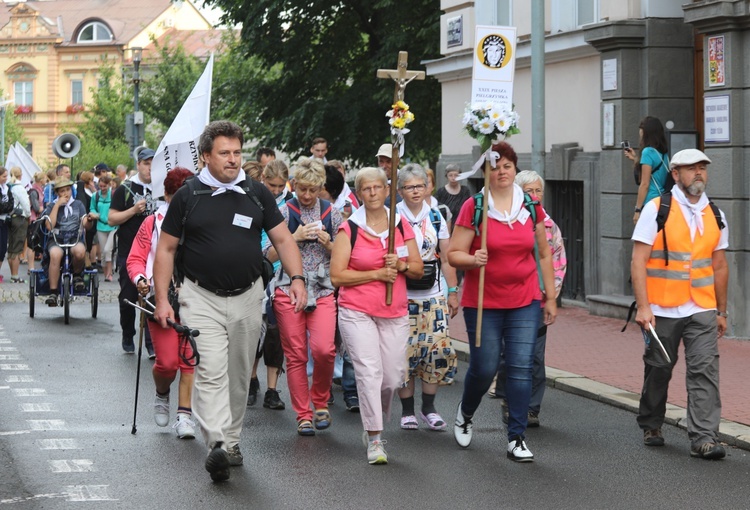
[621,140,631,150]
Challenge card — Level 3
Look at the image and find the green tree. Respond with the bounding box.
[203,0,442,165]
[70,62,146,173]
[0,89,28,164]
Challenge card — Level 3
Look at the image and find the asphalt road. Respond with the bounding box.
[1,302,749,509]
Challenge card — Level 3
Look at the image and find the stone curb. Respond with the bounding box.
[453,340,750,452]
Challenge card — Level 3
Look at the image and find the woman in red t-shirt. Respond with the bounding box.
[331,166,423,465]
[448,142,557,462]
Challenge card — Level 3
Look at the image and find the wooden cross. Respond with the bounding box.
[376,51,425,304]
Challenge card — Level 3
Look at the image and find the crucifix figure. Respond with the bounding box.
[376,51,425,304]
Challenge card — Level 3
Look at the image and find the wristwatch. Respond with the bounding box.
[399,263,410,273]
[634,206,642,213]
[717,310,729,318]
[291,274,307,285]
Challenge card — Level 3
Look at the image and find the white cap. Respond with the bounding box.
[376,143,392,159]
[670,148,711,169]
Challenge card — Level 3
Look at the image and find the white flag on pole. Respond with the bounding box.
[150,54,214,198]
[5,142,40,187]
[14,141,41,186]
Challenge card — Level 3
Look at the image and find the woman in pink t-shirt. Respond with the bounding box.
[448,142,557,463]
[331,167,423,465]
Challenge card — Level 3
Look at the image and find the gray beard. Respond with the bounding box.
[685,180,705,197]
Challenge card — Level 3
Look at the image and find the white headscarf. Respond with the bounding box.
[671,184,709,241]
[198,169,246,196]
[483,183,530,229]
[348,205,402,248]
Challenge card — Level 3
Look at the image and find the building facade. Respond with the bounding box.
[426,0,750,337]
[0,0,212,164]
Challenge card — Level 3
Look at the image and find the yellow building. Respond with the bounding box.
[0,0,213,164]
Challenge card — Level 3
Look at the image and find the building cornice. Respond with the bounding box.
[683,0,750,33]
[582,20,646,52]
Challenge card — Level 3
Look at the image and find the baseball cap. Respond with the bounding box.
[137,148,156,161]
[95,162,109,172]
[376,143,392,159]
[670,149,711,169]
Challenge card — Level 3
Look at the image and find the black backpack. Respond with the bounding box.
[0,186,14,214]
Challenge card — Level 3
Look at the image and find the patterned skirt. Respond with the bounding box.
[404,297,458,385]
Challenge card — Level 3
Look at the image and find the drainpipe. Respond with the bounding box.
[531,0,545,177]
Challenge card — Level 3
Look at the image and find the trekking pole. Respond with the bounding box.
[130,296,146,435]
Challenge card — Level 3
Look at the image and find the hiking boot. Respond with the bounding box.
[367,440,388,465]
[453,401,473,448]
[173,413,195,439]
[153,393,170,427]
[690,442,726,460]
[247,377,260,406]
[507,436,534,462]
[263,388,285,410]
[527,411,540,428]
[227,444,244,466]
[205,443,230,482]
[344,395,360,413]
[643,428,665,447]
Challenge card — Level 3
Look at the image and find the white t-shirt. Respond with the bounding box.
[632,192,728,319]
[397,201,450,299]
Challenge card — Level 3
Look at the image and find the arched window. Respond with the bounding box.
[77,21,113,43]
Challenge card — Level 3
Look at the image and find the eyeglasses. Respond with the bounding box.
[400,184,426,192]
[360,184,385,194]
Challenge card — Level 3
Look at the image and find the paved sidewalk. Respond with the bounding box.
[450,303,750,450]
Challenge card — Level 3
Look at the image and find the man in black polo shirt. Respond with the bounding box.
[109,148,160,354]
[153,121,306,483]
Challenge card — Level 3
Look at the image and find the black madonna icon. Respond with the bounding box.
[478,34,512,69]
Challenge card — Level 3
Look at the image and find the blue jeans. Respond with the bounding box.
[495,323,547,413]
[461,302,540,440]
[341,350,358,398]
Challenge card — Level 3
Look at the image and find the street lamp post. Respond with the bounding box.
[131,47,143,165]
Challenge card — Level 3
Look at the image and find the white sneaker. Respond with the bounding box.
[507,436,534,462]
[367,440,388,465]
[173,413,195,439]
[154,393,170,427]
[453,401,473,448]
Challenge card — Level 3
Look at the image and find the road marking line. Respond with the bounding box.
[5,375,34,382]
[64,485,116,502]
[20,403,56,412]
[0,346,18,351]
[48,459,95,473]
[27,420,66,431]
[0,355,22,361]
[0,364,30,370]
[37,438,80,450]
[0,430,31,436]
[0,386,9,390]
[0,492,68,504]
[12,388,47,397]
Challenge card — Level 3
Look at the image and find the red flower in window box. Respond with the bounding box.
[14,105,32,114]
[66,104,85,114]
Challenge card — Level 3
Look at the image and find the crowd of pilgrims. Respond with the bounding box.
[0,137,566,470]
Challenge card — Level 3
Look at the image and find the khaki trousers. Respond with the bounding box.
[179,278,263,450]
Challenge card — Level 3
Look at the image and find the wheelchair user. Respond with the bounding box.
[42,176,93,306]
